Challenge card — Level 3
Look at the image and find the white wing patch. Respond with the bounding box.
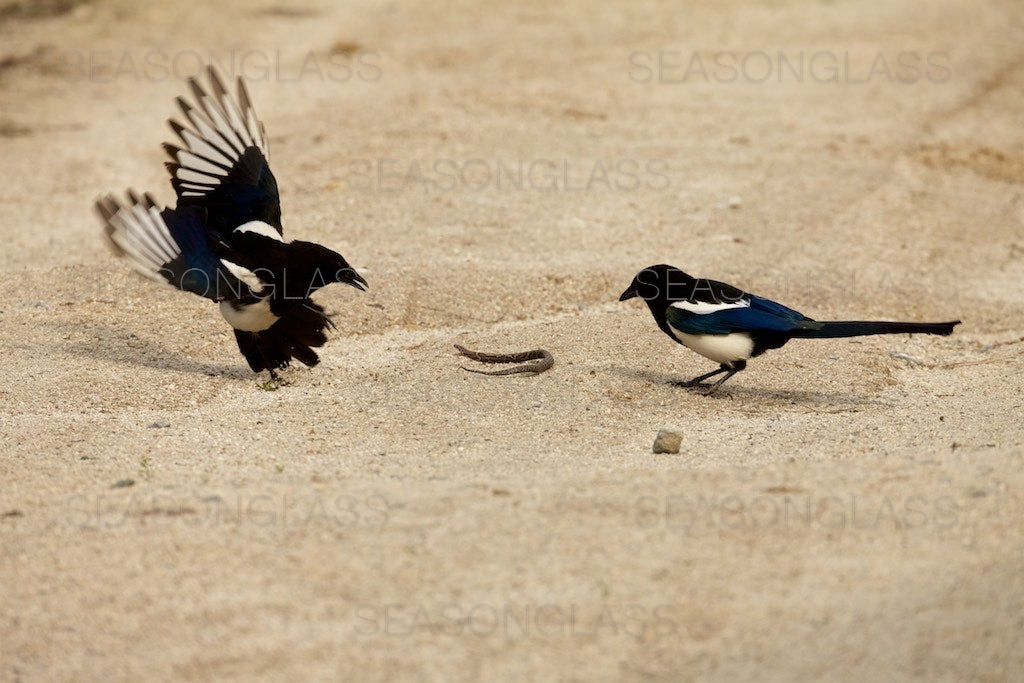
[234,220,284,242]
[234,73,268,159]
[98,193,179,284]
[166,66,269,201]
[219,258,266,289]
[177,151,228,177]
[175,166,225,186]
[178,127,233,166]
[197,92,247,153]
[670,299,750,315]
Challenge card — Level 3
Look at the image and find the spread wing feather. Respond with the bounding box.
[97,192,248,302]
[164,66,281,236]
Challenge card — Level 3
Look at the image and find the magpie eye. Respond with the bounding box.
[636,280,661,300]
[665,280,692,300]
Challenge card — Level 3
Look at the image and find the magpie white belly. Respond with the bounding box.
[219,299,279,332]
[671,331,754,366]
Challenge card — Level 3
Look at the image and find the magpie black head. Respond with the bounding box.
[619,264,694,306]
[289,241,368,295]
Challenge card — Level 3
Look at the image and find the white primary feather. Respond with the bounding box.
[103,196,179,284]
[146,205,179,255]
[236,76,268,157]
[670,299,750,315]
[214,80,254,149]
[182,106,228,155]
[198,94,246,154]
[170,68,270,201]
[176,167,223,186]
[246,110,266,156]
[178,128,233,166]
[177,151,228,177]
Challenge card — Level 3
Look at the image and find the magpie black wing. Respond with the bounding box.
[666,283,811,336]
[97,191,249,302]
[163,66,282,236]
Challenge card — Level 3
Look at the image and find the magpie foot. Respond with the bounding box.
[674,363,743,395]
[675,365,730,389]
[258,368,287,391]
[673,379,711,389]
[703,370,740,395]
[673,380,728,396]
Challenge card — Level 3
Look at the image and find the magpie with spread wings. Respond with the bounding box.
[96,66,366,381]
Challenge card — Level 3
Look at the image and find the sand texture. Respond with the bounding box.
[1,0,1023,680]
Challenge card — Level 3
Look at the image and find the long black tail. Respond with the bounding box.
[793,320,960,339]
[233,300,336,373]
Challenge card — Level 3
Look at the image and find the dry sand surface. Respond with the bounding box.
[2,0,1023,680]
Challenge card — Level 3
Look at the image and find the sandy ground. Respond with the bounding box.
[1,0,1023,680]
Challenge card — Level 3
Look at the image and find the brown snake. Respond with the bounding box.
[454,344,554,376]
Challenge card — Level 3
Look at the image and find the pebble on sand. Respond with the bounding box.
[653,430,682,454]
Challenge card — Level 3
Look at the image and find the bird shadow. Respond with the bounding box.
[52,321,253,381]
[607,366,893,408]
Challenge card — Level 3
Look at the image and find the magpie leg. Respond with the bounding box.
[703,361,746,395]
[254,339,280,383]
[678,365,729,388]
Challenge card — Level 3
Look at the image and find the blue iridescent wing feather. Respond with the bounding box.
[666,295,811,335]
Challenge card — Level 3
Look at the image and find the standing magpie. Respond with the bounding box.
[96,66,367,381]
[619,264,960,394]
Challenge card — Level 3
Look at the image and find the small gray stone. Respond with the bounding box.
[653,430,682,454]
[111,478,136,489]
[148,420,171,429]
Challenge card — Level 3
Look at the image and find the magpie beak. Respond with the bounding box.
[341,268,369,292]
[618,286,637,302]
